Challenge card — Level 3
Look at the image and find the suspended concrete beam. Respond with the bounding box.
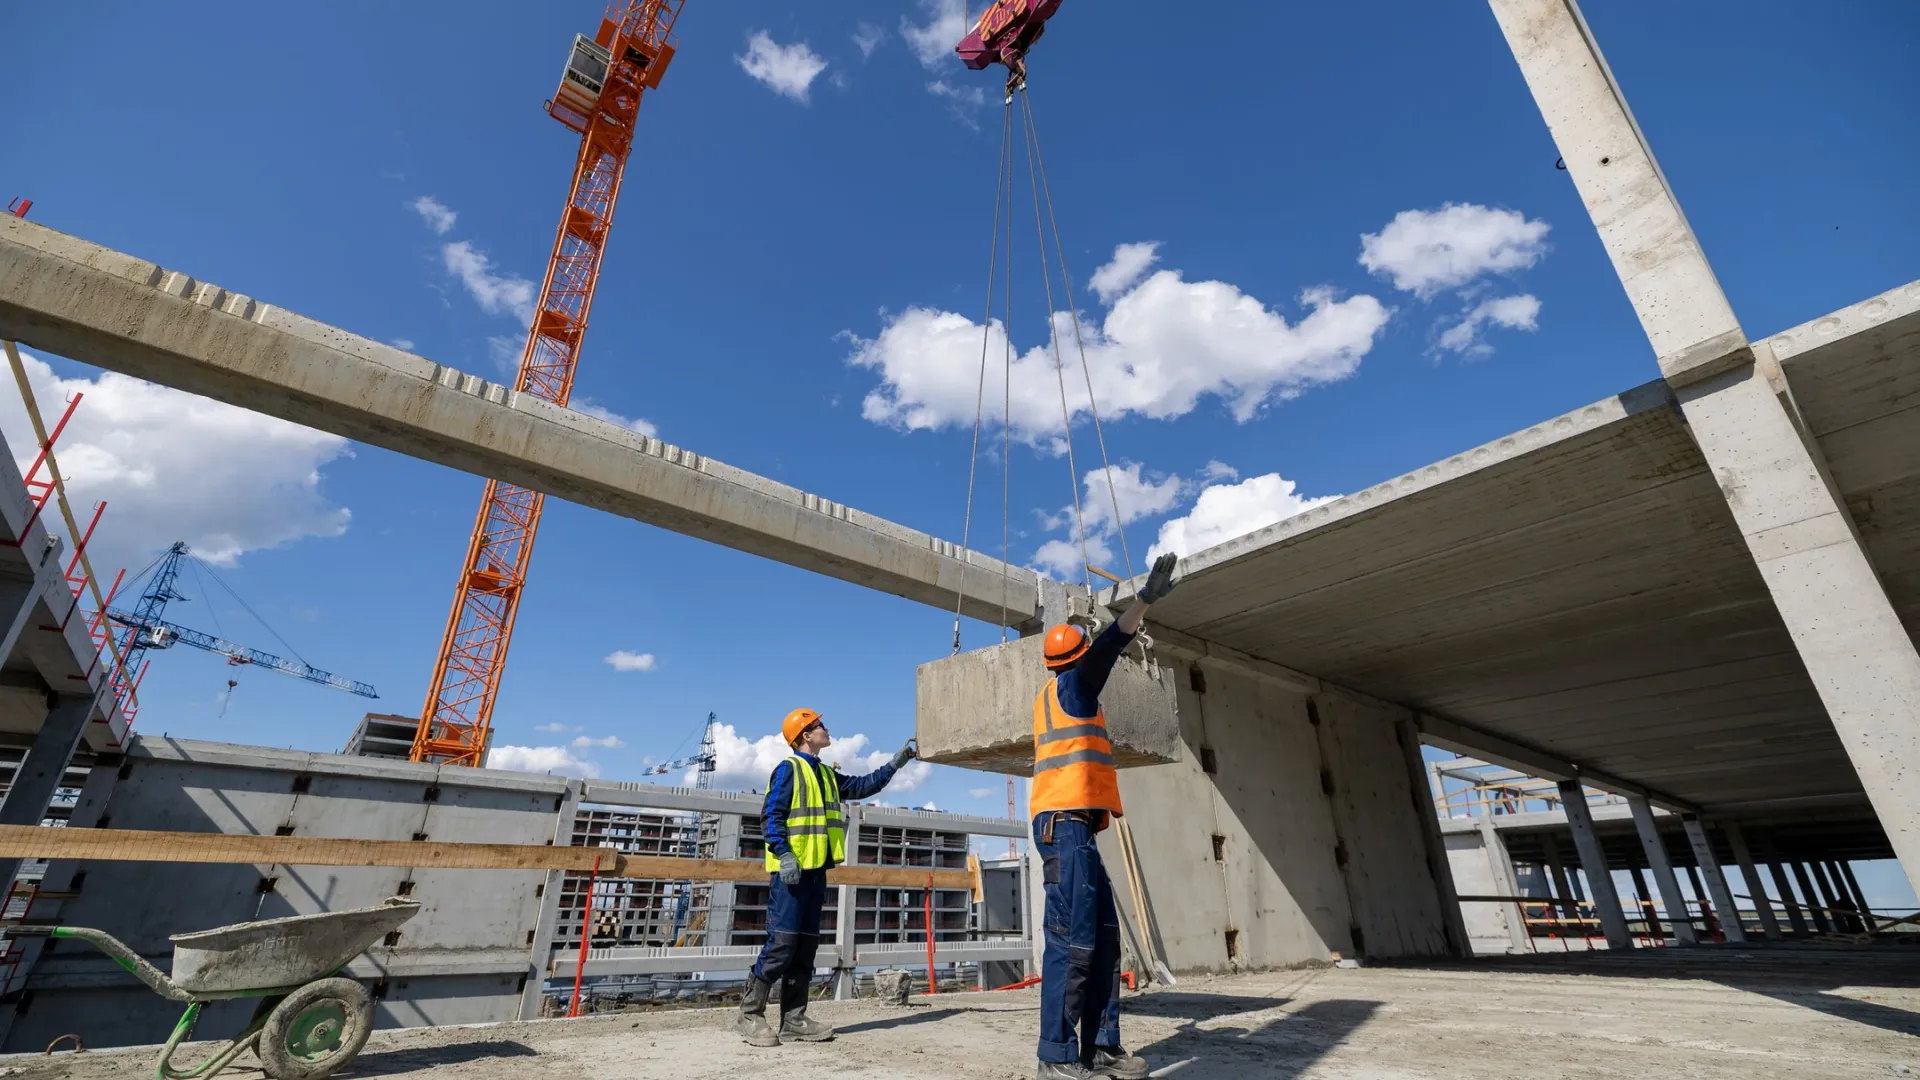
[1490,0,1920,903]
[0,216,1037,628]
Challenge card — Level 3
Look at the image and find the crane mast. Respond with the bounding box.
[413,1,685,767]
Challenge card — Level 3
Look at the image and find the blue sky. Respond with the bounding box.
[4,3,1917,902]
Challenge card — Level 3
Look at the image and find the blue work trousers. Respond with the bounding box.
[751,867,827,1014]
[1033,811,1122,1063]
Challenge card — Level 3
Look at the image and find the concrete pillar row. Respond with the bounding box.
[1626,796,1697,945]
[1837,862,1877,932]
[1766,861,1810,937]
[1790,863,1833,933]
[1681,818,1748,943]
[1555,780,1633,950]
[1723,822,1783,940]
[1488,0,1920,904]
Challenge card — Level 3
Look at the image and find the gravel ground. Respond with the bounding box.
[11,947,1917,1080]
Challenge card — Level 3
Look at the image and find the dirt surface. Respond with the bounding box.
[14,948,1918,1080]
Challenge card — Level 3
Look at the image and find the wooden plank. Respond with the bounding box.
[0,826,973,889]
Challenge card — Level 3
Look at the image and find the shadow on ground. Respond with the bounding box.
[352,1040,540,1075]
[1131,999,1382,1079]
[1405,943,1920,1039]
[835,1008,966,1036]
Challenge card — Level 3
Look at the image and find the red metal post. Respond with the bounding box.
[924,871,936,995]
[568,853,602,1018]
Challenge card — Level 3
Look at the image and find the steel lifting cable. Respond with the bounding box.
[1021,87,1137,587]
[1017,88,1095,598]
[951,98,1018,653]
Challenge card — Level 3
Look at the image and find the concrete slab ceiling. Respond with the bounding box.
[1121,280,1920,818]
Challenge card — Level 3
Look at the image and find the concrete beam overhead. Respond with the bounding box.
[0,217,1038,628]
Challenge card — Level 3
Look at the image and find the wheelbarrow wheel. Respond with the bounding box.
[257,977,374,1080]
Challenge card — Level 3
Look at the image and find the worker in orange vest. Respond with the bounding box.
[1031,552,1178,1080]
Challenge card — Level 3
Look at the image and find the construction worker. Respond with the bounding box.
[736,709,917,1046]
[1031,552,1179,1080]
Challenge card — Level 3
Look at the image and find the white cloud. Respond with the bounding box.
[1089,242,1161,304]
[901,0,967,68]
[1201,460,1238,483]
[408,195,458,236]
[736,32,827,103]
[390,338,416,351]
[441,241,536,326]
[487,334,523,375]
[1032,463,1182,580]
[575,400,659,438]
[0,349,350,574]
[1435,294,1542,357]
[926,80,987,128]
[850,245,1390,437]
[604,650,656,672]
[1359,204,1550,299]
[920,801,940,811]
[572,734,624,749]
[968,787,996,798]
[704,722,931,792]
[853,22,886,58]
[535,722,581,734]
[1150,471,1336,559]
[487,744,600,778]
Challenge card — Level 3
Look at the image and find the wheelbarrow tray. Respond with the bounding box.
[167,899,421,995]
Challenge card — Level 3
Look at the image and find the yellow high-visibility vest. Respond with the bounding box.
[765,755,846,871]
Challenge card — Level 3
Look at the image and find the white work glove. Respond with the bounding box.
[890,739,918,771]
[777,850,801,885]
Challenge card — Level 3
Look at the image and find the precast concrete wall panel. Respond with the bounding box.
[1315,697,1452,959]
[1083,658,1447,974]
[0,737,564,1053]
[1443,831,1516,953]
[1189,669,1352,968]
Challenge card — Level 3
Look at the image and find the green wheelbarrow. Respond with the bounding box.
[4,897,419,1080]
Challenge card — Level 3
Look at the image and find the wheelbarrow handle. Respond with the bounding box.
[19,925,193,1001]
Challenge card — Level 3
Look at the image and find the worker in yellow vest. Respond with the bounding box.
[736,708,917,1045]
[1032,552,1178,1080]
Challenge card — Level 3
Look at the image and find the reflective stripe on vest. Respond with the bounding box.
[1030,678,1123,816]
[765,755,848,872]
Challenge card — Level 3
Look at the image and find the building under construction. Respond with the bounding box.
[0,0,1916,1077]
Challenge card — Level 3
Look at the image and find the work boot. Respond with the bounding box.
[778,1003,835,1042]
[1087,1046,1150,1079]
[1035,1062,1098,1080]
[734,978,779,1047]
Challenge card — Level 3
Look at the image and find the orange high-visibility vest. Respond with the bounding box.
[1031,677,1123,817]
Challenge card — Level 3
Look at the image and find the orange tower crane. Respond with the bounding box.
[412,1,686,766]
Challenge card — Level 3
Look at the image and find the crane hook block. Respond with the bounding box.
[957,0,1063,72]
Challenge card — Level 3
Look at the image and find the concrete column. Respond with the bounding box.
[1838,862,1877,932]
[1626,866,1660,938]
[1767,861,1810,936]
[1723,822,1782,940]
[1479,816,1531,953]
[1627,796,1697,945]
[1555,780,1632,950]
[1398,720,1471,959]
[1540,833,1579,924]
[0,577,45,678]
[0,692,96,887]
[1790,863,1833,933]
[1488,0,1920,907]
[1681,818,1747,943]
[1809,862,1852,933]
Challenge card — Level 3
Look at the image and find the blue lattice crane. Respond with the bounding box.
[108,542,378,701]
[641,712,718,944]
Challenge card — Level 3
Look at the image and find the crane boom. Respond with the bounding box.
[106,611,378,698]
[412,0,686,767]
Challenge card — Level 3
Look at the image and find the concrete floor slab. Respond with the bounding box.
[16,949,1917,1079]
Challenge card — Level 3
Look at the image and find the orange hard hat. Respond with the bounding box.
[783,708,824,747]
[1043,624,1090,670]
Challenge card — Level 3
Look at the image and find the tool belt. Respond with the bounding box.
[1038,809,1107,845]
